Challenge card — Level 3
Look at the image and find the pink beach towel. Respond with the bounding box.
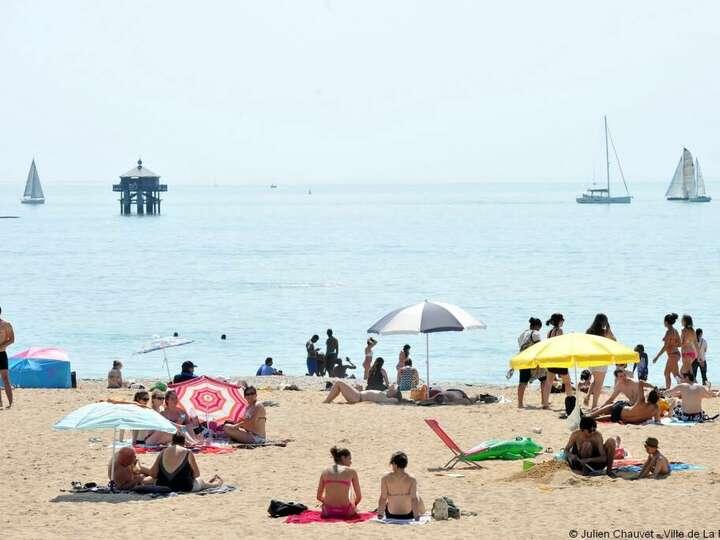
[285,510,376,524]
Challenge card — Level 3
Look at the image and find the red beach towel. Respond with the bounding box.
[285,510,376,524]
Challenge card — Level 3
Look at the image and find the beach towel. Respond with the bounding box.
[233,439,293,449]
[133,444,236,455]
[374,514,432,525]
[285,510,376,524]
[612,459,702,473]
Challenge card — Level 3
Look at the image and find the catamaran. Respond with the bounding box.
[576,116,632,204]
[21,159,45,204]
[665,148,711,203]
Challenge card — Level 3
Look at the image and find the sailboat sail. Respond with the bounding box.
[23,160,44,200]
[665,157,685,198]
[681,148,695,199]
[695,158,706,198]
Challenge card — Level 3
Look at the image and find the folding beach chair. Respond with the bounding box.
[424,419,483,470]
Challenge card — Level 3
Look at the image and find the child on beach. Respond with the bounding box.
[635,437,670,479]
[633,345,649,381]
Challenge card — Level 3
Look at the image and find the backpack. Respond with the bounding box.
[267,500,308,517]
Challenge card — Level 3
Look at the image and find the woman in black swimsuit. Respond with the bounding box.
[148,433,222,492]
[377,451,425,520]
[366,358,390,391]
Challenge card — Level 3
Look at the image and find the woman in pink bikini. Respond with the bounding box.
[316,446,362,519]
[680,314,699,379]
[652,313,681,389]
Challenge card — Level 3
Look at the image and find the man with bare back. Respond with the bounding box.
[0,306,15,409]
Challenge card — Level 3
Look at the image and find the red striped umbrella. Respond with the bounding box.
[170,376,248,424]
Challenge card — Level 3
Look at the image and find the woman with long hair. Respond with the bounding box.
[679,314,699,379]
[652,313,681,389]
[316,446,361,519]
[366,357,390,391]
[543,313,572,407]
[584,313,616,409]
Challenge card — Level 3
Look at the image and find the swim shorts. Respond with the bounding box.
[0,351,7,370]
[610,400,628,423]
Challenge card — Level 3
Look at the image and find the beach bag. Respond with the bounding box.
[267,500,307,518]
[411,384,429,401]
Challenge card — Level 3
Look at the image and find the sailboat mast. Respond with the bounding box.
[604,115,610,195]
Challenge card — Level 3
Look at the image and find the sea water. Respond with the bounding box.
[1,180,718,385]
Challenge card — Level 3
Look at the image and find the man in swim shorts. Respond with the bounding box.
[595,368,655,409]
[588,380,661,424]
[0,306,15,409]
[564,416,617,476]
[666,373,719,422]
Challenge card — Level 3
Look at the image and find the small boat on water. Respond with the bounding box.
[576,116,632,204]
[270,184,278,189]
[21,159,45,204]
[665,148,711,203]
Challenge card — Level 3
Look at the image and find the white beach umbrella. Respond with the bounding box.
[54,402,177,488]
[367,300,486,385]
[134,335,194,380]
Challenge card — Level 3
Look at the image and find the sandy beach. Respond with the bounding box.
[3,376,720,539]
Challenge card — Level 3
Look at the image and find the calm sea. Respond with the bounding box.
[1,180,718,385]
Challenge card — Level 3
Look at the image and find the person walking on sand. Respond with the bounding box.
[516,317,544,409]
[325,329,339,377]
[652,313,681,389]
[584,313,616,410]
[363,338,377,380]
[0,306,15,409]
[679,315,699,379]
[543,313,572,407]
[693,329,708,385]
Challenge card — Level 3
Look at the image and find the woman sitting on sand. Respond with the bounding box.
[366,357,390,391]
[147,433,223,492]
[317,446,361,519]
[377,451,425,520]
[108,446,153,489]
[145,390,203,446]
[324,380,402,404]
[223,386,267,444]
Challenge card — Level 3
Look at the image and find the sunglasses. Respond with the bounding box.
[138,397,149,402]
[245,392,257,396]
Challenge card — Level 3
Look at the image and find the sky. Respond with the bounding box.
[1,1,719,184]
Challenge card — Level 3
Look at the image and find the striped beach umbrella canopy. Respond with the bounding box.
[170,376,248,424]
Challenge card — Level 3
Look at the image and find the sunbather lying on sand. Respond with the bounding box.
[416,388,482,405]
[108,447,154,489]
[324,381,401,404]
[587,380,661,424]
[564,417,618,476]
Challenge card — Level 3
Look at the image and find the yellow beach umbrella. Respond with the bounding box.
[510,333,638,370]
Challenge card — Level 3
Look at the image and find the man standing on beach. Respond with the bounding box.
[0,306,15,409]
[325,329,339,377]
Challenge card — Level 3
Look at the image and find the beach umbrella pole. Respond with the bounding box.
[426,333,430,387]
[110,427,118,491]
[162,349,171,381]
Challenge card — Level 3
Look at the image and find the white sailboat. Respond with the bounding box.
[666,148,711,203]
[21,159,45,204]
[576,116,632,204]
